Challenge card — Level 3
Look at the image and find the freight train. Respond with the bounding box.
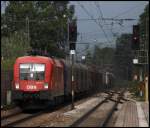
[12,56,114,109]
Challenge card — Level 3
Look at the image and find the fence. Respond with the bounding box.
[1,70,13,107]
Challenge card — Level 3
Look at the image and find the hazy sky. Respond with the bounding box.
[69,1,148,56]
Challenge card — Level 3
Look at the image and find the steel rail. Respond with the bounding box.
[70,92,114,127]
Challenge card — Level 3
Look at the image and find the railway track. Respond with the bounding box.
[1,103,69,127]
[1,110,46,127]
[1,107,23,121]
[1,91,104,127]
[1,89,126,127]
[1,110,22,121]
[70,89,126,127]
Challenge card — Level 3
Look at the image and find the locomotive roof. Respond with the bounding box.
[15,56,53,63]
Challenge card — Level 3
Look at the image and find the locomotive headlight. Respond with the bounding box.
[44,83,48,89]
[15,83,19,89]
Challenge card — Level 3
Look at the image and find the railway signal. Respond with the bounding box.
[69,23,77,42]
[68,19,77,110]
[69,20,77,50]
[132,25,140,50]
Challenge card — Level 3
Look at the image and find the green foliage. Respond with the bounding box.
[92,45,115,66]
[2,104,16,110]
[130,4,149,81]
[128,81,139,93]
[1,1,74,58]
[114,79,130,87]
[128,81,145,101]
[114,33,133,80]
[84,45,115,67]
[1,31,31,70]
[85,50,93,65]
[139,4,149,39]
[138,4,149,76]
[1,59,15,70]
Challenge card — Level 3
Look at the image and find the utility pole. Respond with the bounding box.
[126,66,128,80]
[67,18,70,60]
[26,17,30,43]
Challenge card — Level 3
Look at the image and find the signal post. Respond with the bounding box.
[68,19,77,110]
[70,49,75,110]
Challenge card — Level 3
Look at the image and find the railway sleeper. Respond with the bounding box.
[109,98,124,104]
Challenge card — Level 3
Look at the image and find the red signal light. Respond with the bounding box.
[132,25,140,50]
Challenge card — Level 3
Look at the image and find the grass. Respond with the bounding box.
[128,81,145,101]
[1,103,16,110]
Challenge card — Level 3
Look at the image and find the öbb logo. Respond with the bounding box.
[27,85,37,90]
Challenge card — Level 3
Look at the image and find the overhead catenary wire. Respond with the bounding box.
[77,2,112,44]
[3,13,138,22]
[80,24,135,34]
[112,4,144,19]
[94,2,116,39]
[2,2,141,44]
[110,4,144,36]
[2,2,145,22]
[94,1,106,25]
[2,17,134,45]
[95,2,136,39]
[77,2,137,44]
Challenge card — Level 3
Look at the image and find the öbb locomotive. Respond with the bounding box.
[12,56,114,109]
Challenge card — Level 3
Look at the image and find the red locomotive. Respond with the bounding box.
[12,56,114,109]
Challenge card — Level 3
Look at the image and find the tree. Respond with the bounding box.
[114,33,133,80]
[92,45,101,65]
[138,3,149,77]
[92,45,115,67]
[1,31,31,70]
[85,50,92,65]
[139,4,149,49]
[1,1,75,58]
[100,47,115,65]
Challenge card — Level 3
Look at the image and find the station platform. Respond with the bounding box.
[115,101,149,127]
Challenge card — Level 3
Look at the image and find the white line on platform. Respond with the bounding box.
[136,102,148,127]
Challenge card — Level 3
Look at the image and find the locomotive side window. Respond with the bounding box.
[20,63,45,80]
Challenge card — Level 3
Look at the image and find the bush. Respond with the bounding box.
[1,31,31,70]
[128,80,145,101]
[1,59,15,70]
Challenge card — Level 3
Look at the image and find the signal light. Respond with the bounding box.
[69,21,77,50]
[132,25,140,50]
[69,23,77,42]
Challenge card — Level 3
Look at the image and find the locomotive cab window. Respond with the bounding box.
[20,63,45,80]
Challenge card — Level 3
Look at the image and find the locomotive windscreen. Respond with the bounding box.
[20,63,45,80]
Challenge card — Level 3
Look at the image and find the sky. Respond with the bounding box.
[69,1,149,57]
